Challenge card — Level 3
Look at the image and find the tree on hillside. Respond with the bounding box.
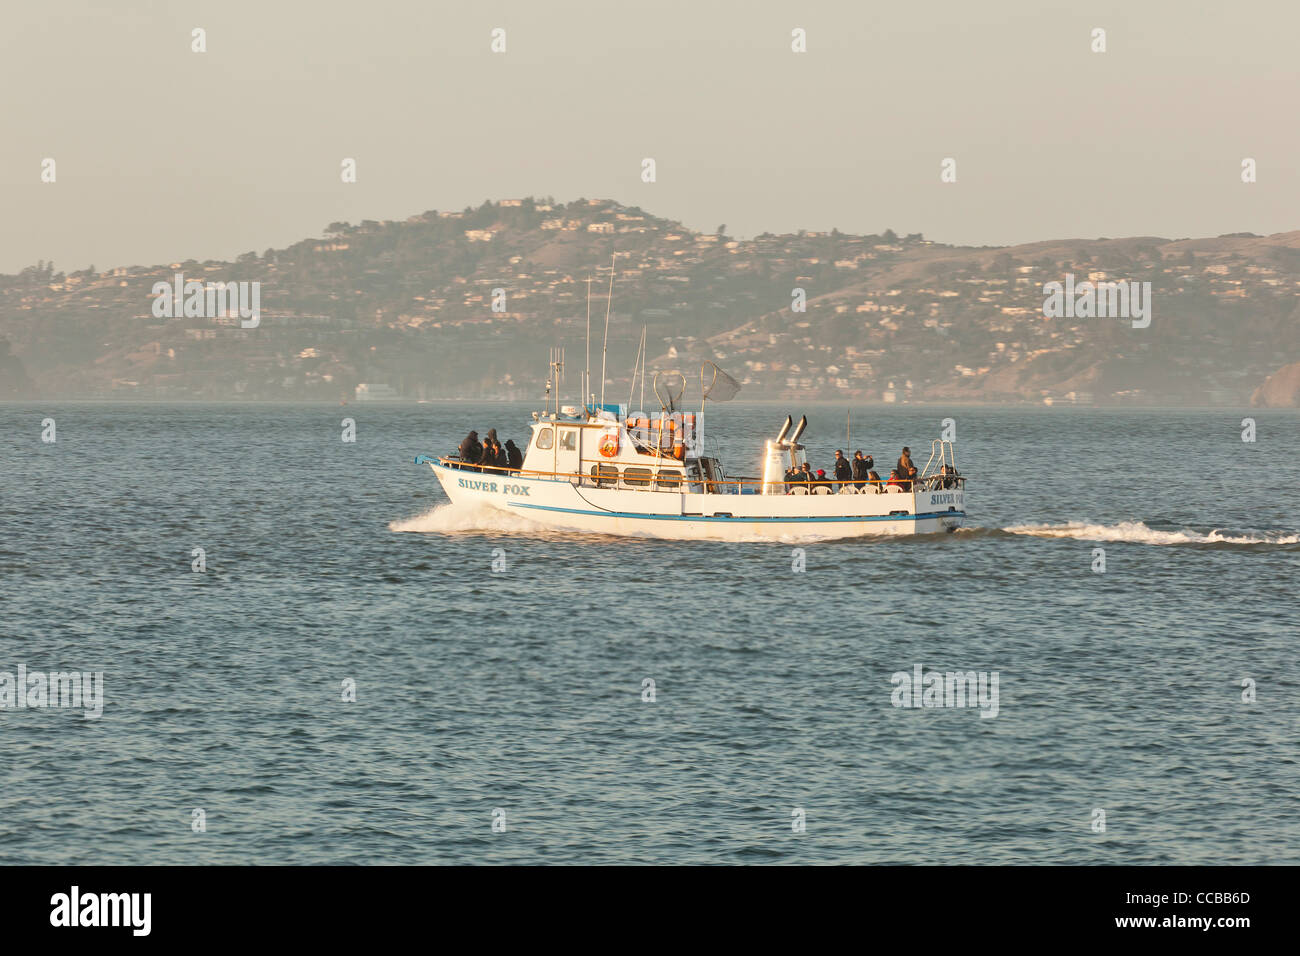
[986,252,1014,274]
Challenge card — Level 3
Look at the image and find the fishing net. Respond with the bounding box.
[701,362,741,402]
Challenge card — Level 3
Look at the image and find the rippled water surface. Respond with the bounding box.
[1,402,1297,864]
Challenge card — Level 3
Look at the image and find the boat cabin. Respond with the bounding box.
[513,404,742,494]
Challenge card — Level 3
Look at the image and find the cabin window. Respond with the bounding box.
[535,427,553,450]
[655,470,683,490]
[623,467,653,488]
[590,464,619,487]
[559,429,578,451]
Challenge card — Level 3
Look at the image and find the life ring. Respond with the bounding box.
[599,431,619,458]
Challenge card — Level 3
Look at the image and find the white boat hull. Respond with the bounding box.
[423,461,965,541]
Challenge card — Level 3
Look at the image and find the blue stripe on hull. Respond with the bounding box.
[509,502,964,524]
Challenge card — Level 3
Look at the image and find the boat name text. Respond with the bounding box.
[457,477,531,496]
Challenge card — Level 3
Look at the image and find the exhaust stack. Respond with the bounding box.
[774,415,792,445]
[763,414,806,494]
[788,415,807,446]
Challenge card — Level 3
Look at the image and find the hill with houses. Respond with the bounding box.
[2,197,1299,405]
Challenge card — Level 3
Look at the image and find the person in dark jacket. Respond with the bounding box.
[793,462,812,491]
[851,450,872,490]
[833,449,852,491]
[477,438,499,471]
[867,469,883,491]
[458,430,481,470]
[505,439,523,471]
[783,465,796,492]
[494,440,509,469]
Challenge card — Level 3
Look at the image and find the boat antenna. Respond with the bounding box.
[639,325,646,412]
[543,349,552,415]
[545,347,564,415]
[584,275,593,411]
[626,323,645,412]
[600,253,615,408]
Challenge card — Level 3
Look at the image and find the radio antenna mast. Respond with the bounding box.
[543,349,552,415]
[627,323,647,411]
[584,276,593,410]
[600,253,616,408]
[546,347,564,415]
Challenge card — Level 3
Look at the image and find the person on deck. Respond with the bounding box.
[505,439,523,471]
[852,451,873,491]
[896,447,917,491]
[833,450,852,491]
[798,462,815,491]
[458,431,481,470]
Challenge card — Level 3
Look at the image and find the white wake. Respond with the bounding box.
[1001,520,1300,546]
[388,501,551,535]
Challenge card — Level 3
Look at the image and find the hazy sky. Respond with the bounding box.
[4,0,1297,273]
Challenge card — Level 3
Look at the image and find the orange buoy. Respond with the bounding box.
[599,430,619,458]
[667,415,683,458]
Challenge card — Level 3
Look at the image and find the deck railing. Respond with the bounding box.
[420,455,966,495]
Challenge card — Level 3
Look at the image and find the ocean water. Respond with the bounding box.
[1,401,1297,865]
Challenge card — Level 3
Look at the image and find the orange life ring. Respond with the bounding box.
[599,431,619,457]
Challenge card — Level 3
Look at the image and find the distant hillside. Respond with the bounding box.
[0,337,35,397]
[2,197,1298,405]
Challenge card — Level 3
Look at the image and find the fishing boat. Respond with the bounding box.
[416,364,965,541]
[414,261,966,541]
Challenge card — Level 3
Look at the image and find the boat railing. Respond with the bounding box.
[426,455,965,495]
[920,439,958,483]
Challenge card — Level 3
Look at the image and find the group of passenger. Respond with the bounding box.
[457,429,523,472]
[451,427,952,492]
[784,447,921,494]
